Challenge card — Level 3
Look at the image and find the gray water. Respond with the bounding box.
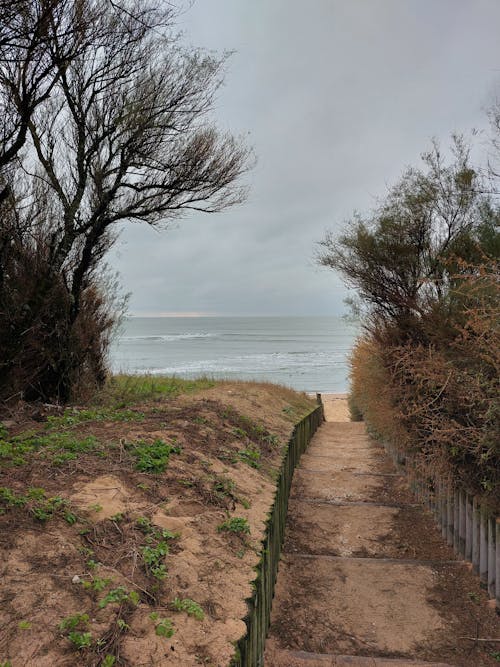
[109,316,359,393]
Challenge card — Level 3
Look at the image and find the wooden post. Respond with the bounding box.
[480,508,489,584]
[453,490,460,554]
[465,493,473,562]
[472,497,480,575]
[440,481,447,539]
[458,490,466,558]
[446,486,454,546]
[488,516,496,599]
[496,518,500,609]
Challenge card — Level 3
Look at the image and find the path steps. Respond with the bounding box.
[264,421,497,667]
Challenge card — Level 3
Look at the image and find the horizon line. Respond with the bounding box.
[126,312,345,318]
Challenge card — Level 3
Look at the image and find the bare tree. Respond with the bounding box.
[0,0,250,401]
[0,0,94,198]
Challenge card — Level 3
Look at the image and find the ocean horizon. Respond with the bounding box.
[109,316,359,393]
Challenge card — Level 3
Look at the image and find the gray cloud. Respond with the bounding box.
[108,0,500,316]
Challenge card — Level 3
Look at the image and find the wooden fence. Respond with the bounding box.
[230,400,324,667]
[384,440,500,609]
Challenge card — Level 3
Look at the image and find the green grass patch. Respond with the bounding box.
[127,438,181,473]
[217,516,250,535]
[96,374,216,407]
[0,430,98,467]
[0,486,77,523]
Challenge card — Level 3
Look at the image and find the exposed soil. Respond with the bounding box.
[0,381,316,667]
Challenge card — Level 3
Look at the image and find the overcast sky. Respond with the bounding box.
[108,0,500,317]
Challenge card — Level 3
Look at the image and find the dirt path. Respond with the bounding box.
[264,399,499,666]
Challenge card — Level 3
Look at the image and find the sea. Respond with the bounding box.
[109,316,359,394]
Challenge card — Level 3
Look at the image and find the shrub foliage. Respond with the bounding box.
[321,135,500,511]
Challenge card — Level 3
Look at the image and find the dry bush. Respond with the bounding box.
[349,261,499,512]
[351,263,499,512]
[349,337,410,450]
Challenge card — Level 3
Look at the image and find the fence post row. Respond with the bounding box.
[384,441,499,610]
[230,402,324,667]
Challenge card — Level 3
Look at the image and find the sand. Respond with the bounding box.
[320,393,349,422]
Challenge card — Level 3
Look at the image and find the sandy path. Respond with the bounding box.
[320,393,349,422]
[264,416,499,665]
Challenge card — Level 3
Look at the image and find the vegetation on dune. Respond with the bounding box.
[319,128,500,511]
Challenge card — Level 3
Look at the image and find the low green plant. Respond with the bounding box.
[58,613,90,632]
[467,591,480,604]
[101,656,116,667]
[116,618,129,632]
[127,438,181,473]
[136,516,179,541]
[0,486,27,508]
[98,587,139,609]
[64,510,78,525]
[237,445,260,468]
[68,631,92,649]
[217,517,250,535]
[18,620,31,630]
[149,613,175,638]
[212,475,238,503]
[88,503,103,513]
[31,496,72,522]
[81,576,112,592]
[0,429,99,467]
[142,542,169,580]
[171,597,204,620]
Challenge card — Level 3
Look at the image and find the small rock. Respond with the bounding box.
[72,575,81,584]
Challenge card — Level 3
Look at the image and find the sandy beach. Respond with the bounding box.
[320,393,349,422]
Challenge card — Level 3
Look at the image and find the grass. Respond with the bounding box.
[0,486,77,523]
[0,430,98,467]
[95,374,216,407]
[126,438,181,473]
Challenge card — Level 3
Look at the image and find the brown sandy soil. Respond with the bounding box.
[319,394,350,422]
[0,380,316,667]
[266,420,500,667]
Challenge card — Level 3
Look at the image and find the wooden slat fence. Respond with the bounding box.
[383,440,500,609]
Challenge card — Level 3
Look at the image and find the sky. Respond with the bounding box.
[108,0,500,317]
